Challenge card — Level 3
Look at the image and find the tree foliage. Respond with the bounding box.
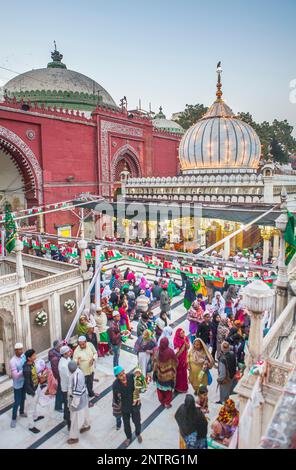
[175,103,296,164]
[175,104,208,130]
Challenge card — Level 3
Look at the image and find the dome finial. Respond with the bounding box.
[47,41,67,69]
[216,61,223,100]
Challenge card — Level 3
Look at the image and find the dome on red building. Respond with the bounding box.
[4,44,117,111]
[153,106,184,135]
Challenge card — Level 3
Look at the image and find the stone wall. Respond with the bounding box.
[29,300,50,353]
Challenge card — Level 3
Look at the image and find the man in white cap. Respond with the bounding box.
[9,342,27,428]
[58,345,72,429]
[73,336,98,404]
[67,360,90,445]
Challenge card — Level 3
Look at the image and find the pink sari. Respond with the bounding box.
[174,328,190,393]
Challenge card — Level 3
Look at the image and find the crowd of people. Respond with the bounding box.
[8,257,271,449]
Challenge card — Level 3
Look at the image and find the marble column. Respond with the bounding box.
[223,237,231,261]
[272,229,280,258]
[274,200,289,322]
[242,279,274,367]
[148,222,157,248]
[263,236,270,265]
[14,239,30,349]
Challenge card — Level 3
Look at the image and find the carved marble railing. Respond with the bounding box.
[264,358,294,391]
[5,253,74,272]
[26,268,80,292]
[263,297,296,359]
[260,364,296,448]
[0,273,18,288]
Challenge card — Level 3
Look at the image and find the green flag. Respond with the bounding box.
[4,204,17,253]
[284,211,296,265]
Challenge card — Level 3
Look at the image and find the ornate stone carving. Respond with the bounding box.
[0,295,15,316]
[0,125,43,202]
[111,144,142,181]
[26,268,80,292]
[100,120,143,196]
[266,362,292,389]
[26,129,36,141]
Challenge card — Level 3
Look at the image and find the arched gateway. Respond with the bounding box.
[0,126,43,209]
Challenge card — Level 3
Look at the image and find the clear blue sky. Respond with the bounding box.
[0,0,295,130]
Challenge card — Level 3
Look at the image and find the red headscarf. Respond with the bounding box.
[158,337,177,363]
[173,328,189,349]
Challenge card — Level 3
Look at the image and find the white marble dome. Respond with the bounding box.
[179,97,261,172]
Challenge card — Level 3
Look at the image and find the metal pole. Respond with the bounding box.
[65,268,100,343]
[80,208,85,239]
[95,244,101,309]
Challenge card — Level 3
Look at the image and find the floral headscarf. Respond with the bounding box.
[217,399,239,425]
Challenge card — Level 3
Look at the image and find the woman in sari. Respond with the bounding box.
[188,338,214,395]
[135,329,157,378]
[153,337,178,408]
[174,328,190,393]
[175,394,208,449]
[216,318,230,359]
[211,399,239,446]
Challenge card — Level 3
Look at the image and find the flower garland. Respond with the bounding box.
[35,309,48,327]
[64,299,76,313]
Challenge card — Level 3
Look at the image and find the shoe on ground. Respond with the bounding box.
[215,401,223,405]
[10,419,16,428]
[137,435,143,444]
[80,425,91,434]
[33,416,44,422]
[29,427,40,434]
[20,412,28,418]
[88,402,94,408]
[67,438,79,444]
[94,392,100,397]
[123,438,131,447]
[164,404,172,409]
[116,426,121,431]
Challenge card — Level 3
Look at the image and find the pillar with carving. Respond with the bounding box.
[243,280,274,367]
[260,226,272,265]
[14,238,30,349]
[272,228,280,258]
[274,188,289,321]
[148,221,157,248]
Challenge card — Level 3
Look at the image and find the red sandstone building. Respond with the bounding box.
[0,46,183,235]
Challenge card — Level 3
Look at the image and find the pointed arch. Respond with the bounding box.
[0,126,43,203]
[111,144,142,182]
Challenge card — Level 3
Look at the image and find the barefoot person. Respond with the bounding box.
[112,366,143,447]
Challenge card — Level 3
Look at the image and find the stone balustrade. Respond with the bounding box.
[263,296,296,360]
[26,268,80,292]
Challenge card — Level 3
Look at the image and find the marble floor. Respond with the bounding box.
[0,293,233,449]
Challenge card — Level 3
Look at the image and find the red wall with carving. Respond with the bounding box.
[0,100,182,234]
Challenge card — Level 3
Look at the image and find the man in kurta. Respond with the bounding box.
[73,336,98,403]
[67,360,91,445]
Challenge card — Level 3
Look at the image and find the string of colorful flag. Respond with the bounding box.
[4,234,276,286]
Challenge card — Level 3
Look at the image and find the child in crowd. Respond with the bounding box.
[196,385,209,414]
[133,367,147,406]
